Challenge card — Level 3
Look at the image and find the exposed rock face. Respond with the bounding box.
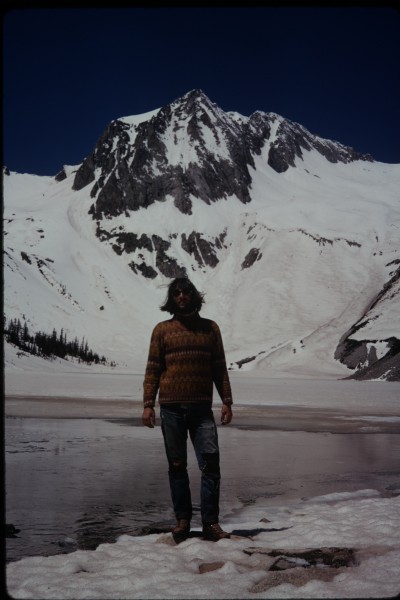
[335,263,400,381]
[267,117,372,173]
[181,231,227,268]
[128,261,158,279]
[241,247,262,269]
[95,225,188,279]
[95,221,229,277]
[72,89,373,220]
[55,168,67,182]
[76,91,254,218]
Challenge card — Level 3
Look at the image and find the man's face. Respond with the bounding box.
[173,287,193,312]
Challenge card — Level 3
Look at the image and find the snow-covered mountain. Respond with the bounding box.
[3,89,400,380]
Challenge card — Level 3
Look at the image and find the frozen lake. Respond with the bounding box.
[5,370,400,412]
[5,374,400,563]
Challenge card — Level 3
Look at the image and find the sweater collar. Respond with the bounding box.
[173,310,200,325]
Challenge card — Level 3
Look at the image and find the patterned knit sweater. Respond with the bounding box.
[143,313,233,408]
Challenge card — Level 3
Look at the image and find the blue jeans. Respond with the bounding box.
[160,403,221,526]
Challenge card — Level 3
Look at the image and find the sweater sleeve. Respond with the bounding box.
[143,324,165,408]
[211,322,233,406]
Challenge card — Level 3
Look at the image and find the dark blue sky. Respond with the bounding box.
[3,6,400,176]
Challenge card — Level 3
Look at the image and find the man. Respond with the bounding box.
[142,277,233,543]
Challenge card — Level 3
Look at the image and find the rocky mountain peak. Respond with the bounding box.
[171,88,218,116]
[71,90,374,221]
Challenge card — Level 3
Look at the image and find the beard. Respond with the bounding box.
[174,299,197,315]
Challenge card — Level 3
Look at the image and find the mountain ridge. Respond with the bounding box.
[70,89,373,220]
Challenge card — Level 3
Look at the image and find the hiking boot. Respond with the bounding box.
[202,523,231,542]
[172,519,190,543]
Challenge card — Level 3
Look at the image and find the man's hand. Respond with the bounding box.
[221,404,232,425]
[142,407,156,428]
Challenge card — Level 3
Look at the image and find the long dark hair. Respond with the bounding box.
[160,277,205,314]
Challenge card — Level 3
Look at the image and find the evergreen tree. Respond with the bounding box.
[4,315,113,366]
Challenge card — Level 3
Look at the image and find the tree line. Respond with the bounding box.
[4,316,114,366]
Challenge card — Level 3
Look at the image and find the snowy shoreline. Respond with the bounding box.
[6,487,400,599]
